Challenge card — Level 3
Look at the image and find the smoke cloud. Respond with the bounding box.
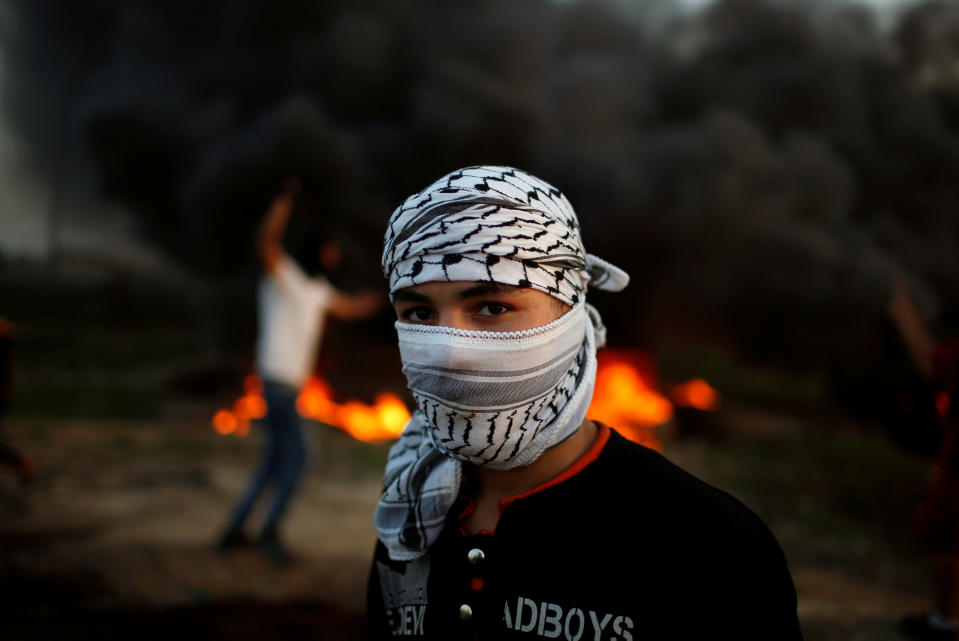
[2,0,958,375]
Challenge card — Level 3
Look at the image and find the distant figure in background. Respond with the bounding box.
[217,177,382,563]
[888,277,959,640]
[0,316,34,485]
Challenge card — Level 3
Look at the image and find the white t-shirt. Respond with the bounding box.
[256,255,334,387]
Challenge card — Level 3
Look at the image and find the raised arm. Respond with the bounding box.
[887,274,936,380]
[327,289,384,321]
[256,177,301,274]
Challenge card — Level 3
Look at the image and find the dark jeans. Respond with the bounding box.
[226,380,307,536]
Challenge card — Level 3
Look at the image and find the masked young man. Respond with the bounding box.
[367,166,802,640]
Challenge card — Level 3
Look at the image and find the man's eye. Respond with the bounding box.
[477,303,509,317]
[403,307,434,322]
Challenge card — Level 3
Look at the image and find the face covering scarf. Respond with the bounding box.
[375,166,629,560]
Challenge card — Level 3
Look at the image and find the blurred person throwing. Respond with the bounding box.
[889,277,959,640]
[217,177,381,562]
[366,166,801,639]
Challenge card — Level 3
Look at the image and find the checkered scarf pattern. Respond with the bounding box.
[382,166,628,305]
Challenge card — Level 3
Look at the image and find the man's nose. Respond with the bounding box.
[439,309,473,331]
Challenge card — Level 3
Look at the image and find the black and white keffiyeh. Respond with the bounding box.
[375,166,629,560]
[382,166,628,306]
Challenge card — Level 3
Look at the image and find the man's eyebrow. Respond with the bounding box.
[457,283,526,299]
[393,289,432,303]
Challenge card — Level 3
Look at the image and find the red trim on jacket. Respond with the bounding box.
[456,422,612,533]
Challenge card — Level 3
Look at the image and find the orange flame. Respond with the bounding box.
[212,409,238,435]
[587,350,674,450]
[672,378,722,412]
[212,375,411,443]
[296,377,411,442]
[211,375,266,437]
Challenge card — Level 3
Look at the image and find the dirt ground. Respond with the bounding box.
[1,410,381,640]
[0,406,939,640]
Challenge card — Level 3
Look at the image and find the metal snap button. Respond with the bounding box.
[467,547,485,565]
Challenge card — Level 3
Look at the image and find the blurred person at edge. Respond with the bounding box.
[216,177,382,563]
[0,316,34,484]
[890,277,959,641]
[366,166,802,640]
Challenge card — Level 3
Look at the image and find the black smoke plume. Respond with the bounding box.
[3,0,959,383]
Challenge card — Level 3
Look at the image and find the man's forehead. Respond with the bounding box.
[393,281,532,301]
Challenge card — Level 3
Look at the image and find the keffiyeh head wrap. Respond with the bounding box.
[375,166,629,561]
[382,166,628,305]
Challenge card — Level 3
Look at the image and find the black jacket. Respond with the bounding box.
[367,426,802,640]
